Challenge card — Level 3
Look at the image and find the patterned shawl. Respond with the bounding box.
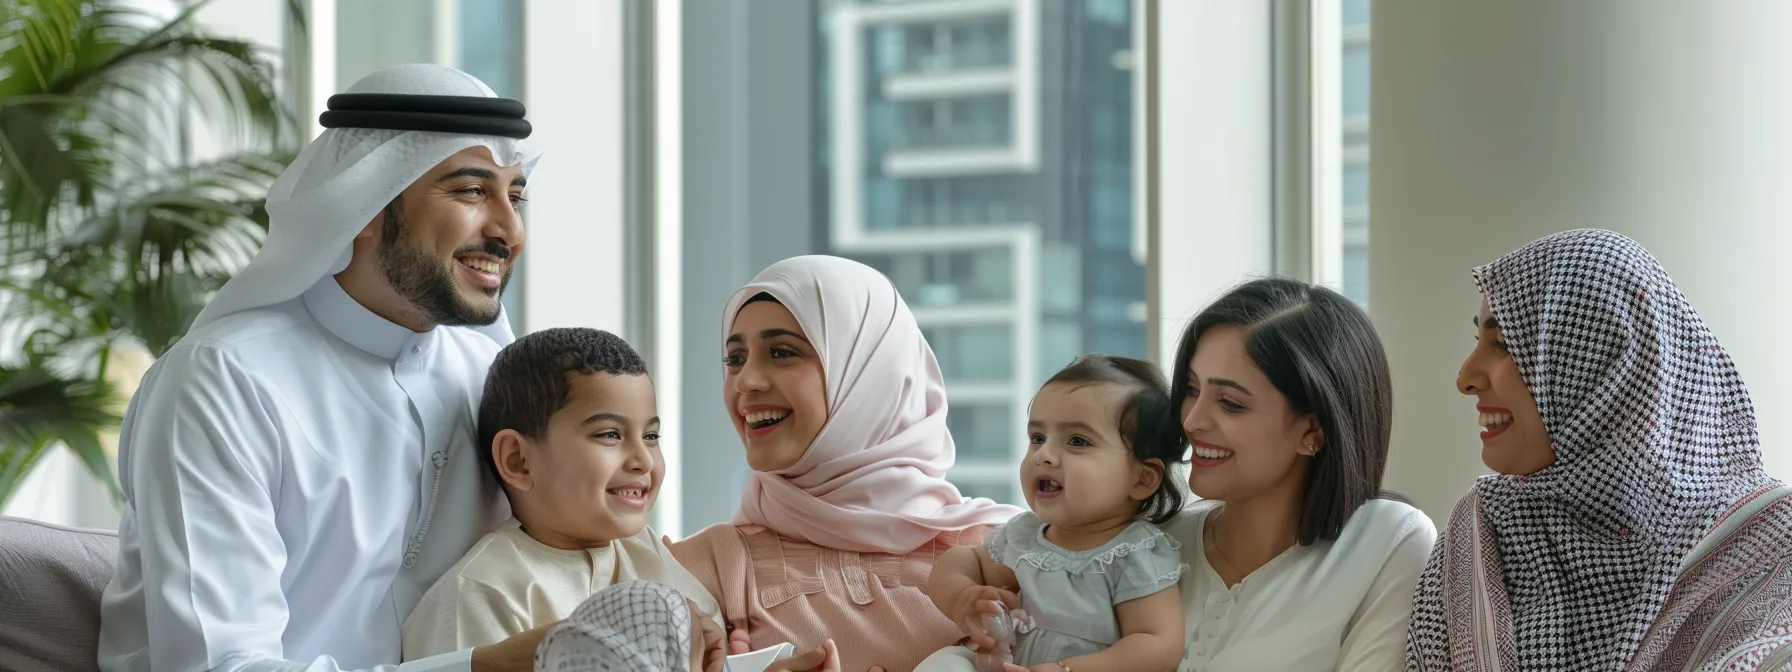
[536,581,694,672]
[1404,229,1788,671]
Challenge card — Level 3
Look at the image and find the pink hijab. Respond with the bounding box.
[725,255,1024,555]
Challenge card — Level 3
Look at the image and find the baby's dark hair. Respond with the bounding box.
[1041,354,1188,523]
[477,328,648,482]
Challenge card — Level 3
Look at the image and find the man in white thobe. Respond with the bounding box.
[97,64,548,672]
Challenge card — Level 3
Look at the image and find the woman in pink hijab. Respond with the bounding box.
[669,256,1024,672]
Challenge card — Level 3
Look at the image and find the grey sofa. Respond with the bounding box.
[0,516,116,672]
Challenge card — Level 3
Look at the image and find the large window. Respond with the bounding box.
[5,0,1344,535]
[820,0,1141,504]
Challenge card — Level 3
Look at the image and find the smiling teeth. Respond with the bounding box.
[1479,412,1514,430]
[746,411,788,427]
[610,487,646,499]
[1193,445,1233,460]
[460,258,501,274]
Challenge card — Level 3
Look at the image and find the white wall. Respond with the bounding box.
[518,0,628,338]
[1149,0,1275,361]
[1373,0,1792,523]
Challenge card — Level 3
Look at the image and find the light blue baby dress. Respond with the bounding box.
[990,512,1186,666]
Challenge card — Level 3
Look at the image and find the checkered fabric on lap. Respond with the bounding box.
[535,580,693,672]
[1405,229,1779,671]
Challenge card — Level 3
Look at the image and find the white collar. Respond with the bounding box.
[301,276,430,361]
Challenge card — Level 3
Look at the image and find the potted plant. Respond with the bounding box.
[0,0,301,510]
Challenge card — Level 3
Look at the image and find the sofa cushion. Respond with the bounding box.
[0,516,117,672]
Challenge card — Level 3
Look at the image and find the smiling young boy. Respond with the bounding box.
[402,327,720,662]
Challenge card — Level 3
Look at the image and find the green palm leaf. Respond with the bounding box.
[0,362,120,511]
[0,0,303,508]
[0,0,295,242]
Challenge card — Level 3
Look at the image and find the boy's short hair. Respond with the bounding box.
[477,328,649,481]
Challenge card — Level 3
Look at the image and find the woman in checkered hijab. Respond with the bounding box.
[1405,229,1792,671]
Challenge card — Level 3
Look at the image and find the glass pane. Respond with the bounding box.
[1344,244,1370,311]
[947,402,1017,460]
[855,249,1014,305]
[821,1,1141,505]
[866,175,1038,230]
[897,96,1012,150]
[1342,48,1371,121]
[335,0,434,86]
[459,0,522,99]
[922,325,1015,381]
[894,17,1012,74]
[1344,164,1370,206]
[1037,317,1081,379]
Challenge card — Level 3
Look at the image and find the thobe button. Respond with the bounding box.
[410,346,420,354]
[402,552,418,568]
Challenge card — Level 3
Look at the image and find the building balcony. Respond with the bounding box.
[885,146,1029,177]
[884,67,1014,101]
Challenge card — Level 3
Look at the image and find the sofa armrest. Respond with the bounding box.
[0,516,119,672]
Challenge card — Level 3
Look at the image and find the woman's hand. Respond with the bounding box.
[949,584,1020,651]
[727,625,883,671]
[764,639,841,672]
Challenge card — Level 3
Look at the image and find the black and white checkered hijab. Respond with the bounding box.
[535,581,694,672]
[1406,229,1778,670]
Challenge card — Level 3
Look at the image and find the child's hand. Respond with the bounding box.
[949,584,1020,651]
[764,639,840,672]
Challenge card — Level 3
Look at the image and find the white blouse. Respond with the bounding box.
[1164,498,1437,672]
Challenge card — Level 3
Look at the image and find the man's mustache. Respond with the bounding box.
[455,240,512,261]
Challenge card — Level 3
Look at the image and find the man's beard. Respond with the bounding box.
[376,201,511,327]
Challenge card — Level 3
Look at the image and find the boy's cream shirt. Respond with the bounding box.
[401,518,721,660]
